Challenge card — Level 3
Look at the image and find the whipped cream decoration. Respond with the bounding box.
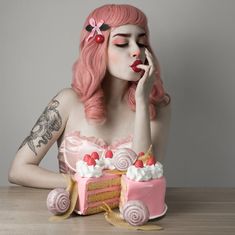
[76,160,102,178]
[95,158,105,169]
[126,165,152,182]
[103,158,115,170]
[145,162,163,179]
[126,161,164,181]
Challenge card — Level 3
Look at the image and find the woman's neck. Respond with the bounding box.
[102,74,129,108]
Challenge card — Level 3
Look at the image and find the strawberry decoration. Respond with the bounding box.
[146,157,156,166]
[91,152,99,160]
[134,159,144,168]
[105,150,113,158]
[87,157,96,166]
[83,154,91,162]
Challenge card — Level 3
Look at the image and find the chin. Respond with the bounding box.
[123,71,141,81]
[128,74,141,82]
[119,76,140,82]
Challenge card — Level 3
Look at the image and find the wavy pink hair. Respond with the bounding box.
[72,4,169,125]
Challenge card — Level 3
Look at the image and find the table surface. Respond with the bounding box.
[0,186,235,235]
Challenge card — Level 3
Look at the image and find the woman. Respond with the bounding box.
[8,4,171,189]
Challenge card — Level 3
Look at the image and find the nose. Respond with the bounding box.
[132,49,141,58]
[130,43,141,58]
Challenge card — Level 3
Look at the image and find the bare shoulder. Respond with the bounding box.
[54,88,80,104]
[52,88,82,112]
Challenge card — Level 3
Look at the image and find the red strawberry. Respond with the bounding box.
[134,160,144,168]
[91,152,99,160]
[105,150,113,158]
[87,157,96,166]
[83,154,91,162]
[146,157,156,166]
[138,152,145,157]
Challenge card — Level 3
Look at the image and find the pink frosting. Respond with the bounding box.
[120,175,167,219]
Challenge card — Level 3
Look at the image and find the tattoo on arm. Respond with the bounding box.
[19,99,62,155]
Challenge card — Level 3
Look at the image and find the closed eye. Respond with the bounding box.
[115,43,147,48]
[115,44,128,48]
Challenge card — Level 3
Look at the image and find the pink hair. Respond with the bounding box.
[72,4,169,125]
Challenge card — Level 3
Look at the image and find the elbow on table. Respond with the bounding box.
[8,164,24,185]
[8,168,17,185]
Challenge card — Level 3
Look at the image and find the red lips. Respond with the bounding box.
[130,60,143,73]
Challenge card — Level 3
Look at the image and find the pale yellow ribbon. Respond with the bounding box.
[100,202,163,231]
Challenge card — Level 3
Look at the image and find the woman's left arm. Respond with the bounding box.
[132,100,171,161]
[132,48,171,160]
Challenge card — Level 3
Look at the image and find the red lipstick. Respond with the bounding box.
[130,60,143,73]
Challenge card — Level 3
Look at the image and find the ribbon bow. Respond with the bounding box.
[87,18,104,41]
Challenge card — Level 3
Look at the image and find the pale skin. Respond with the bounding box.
[8,25,171,189]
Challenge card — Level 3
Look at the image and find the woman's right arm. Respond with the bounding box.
[8,88,78,189]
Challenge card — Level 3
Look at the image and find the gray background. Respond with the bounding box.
[1,0,235,187]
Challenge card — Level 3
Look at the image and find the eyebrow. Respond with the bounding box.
[112,33,146,38]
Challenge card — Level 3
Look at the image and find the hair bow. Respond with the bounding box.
[85,18,110,42]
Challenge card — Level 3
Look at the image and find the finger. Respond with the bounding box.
[136,64,149,71]
[145,48,154,65]
[136,64,150,82]
[136,64,150,78]
[145,49,156,75]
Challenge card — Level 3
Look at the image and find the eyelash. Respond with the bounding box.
[115,43,146,48]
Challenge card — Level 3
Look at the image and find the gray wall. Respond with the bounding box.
[1,0,235,187]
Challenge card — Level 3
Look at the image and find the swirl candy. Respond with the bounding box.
[113,148,137,171]
[122,200,150,226]
[47,188,70,215]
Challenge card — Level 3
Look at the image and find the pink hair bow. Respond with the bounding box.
[86,18,104,41]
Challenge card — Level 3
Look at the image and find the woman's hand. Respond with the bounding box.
[135,48,156,103]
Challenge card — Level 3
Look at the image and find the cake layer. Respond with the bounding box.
[87,177,120,191]
[74,172,121,215]
[120,175,167,219]
[88,188,120,203]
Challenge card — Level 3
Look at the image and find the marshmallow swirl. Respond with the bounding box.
[47,188,70,215]
[122,200,150,226]
[113,148,137,171]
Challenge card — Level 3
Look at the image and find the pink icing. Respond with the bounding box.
[120,175,167,219]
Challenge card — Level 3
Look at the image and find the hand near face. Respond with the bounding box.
[135,48,157,103]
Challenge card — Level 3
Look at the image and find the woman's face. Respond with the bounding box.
[107,25,148,81]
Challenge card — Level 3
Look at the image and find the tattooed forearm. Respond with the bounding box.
[18,99,62,155]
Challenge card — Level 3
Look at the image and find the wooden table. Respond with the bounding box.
[0,187,235,235]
